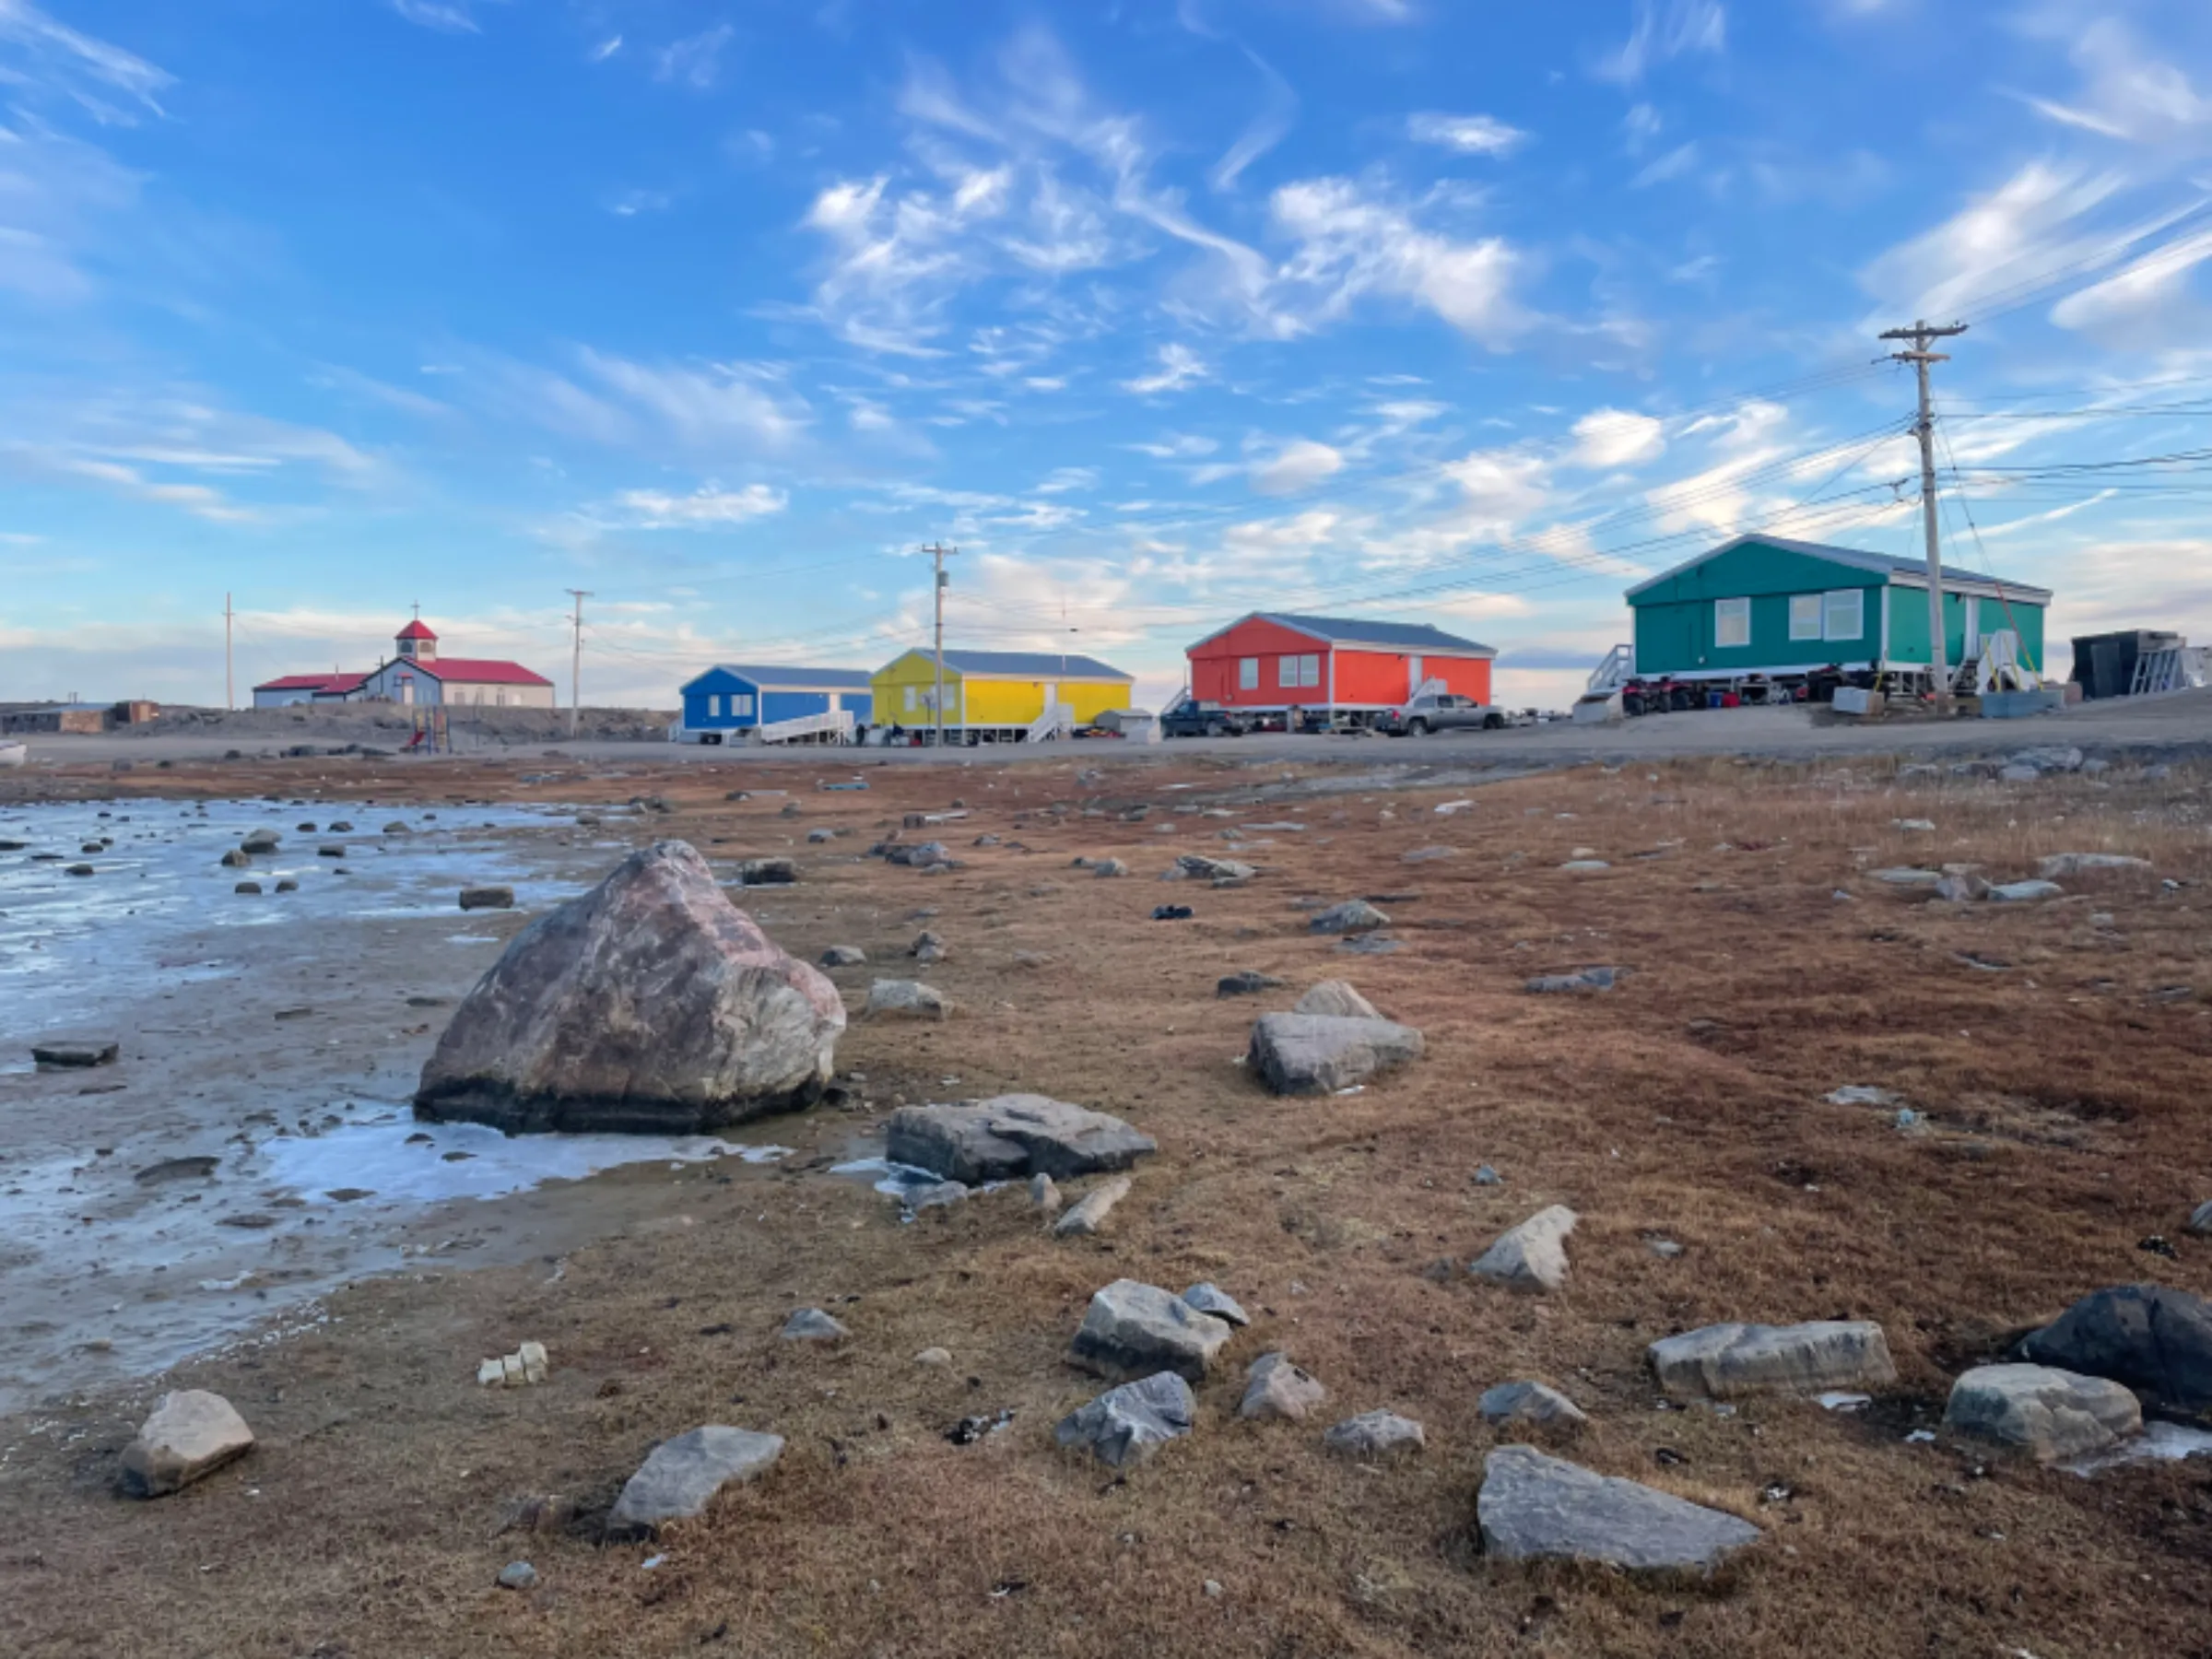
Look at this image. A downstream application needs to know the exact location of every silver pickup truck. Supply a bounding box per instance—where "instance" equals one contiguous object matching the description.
[1377,691,1506,735]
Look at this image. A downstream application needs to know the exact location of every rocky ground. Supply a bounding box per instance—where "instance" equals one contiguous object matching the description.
[2,745,2209,1658]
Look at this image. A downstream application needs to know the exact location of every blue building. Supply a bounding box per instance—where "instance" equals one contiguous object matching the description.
[675,665,877,745]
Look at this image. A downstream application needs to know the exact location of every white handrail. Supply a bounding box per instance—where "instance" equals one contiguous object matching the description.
[755,709,855,746]
[1586,644,1633,693]
[1025,700,1075,743]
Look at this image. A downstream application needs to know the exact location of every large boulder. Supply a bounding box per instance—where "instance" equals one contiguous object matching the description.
[607,1427,783,1536]
[885,1095,1156,1185]
[2019,1284,2212,1421]
[1247,1013,1423,1095]
[1309,900,1389,935]
[414,841,844,1135]
[1068,1279,1234,1382]
[1944,1364,2141,1462]
[1649,1321,1897,1399]
[1054,1372,1195,1468]
[121,1391,254,1498]
[1477,1446,1760,1577]
[1469,1206,1578,1294]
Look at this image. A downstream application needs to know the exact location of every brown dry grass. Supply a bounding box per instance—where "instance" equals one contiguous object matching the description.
[4,751,2211,1659]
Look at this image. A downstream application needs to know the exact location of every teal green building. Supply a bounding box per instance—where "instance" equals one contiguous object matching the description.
[1626,535,2051,684]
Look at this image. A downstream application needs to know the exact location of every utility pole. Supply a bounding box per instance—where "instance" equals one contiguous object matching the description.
[565,589,592,739]
[224,593,234,711]
[1880,319,1968,711]
[924,542,957,748]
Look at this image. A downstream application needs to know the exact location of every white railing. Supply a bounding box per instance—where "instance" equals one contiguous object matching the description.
[1408,677,1448,701]
[754,709,854,746]
[1026,701,1075,743]
[1587,644,1634,693]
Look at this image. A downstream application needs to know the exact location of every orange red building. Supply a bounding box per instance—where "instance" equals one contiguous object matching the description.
[1183,612,1496,718]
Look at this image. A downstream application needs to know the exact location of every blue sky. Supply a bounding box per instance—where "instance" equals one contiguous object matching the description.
[6,0,2212,711]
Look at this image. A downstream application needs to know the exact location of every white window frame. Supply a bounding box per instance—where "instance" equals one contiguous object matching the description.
[733,694,755,717]
[1714,597,1750,649]
[1822,588,1864,641]
[1300,654,1321,688]
[708,694,722,717]
[1789,594,1822,641]
[903,686,916,712]
[1238,657,1259,690]
[1277,655,1299,688]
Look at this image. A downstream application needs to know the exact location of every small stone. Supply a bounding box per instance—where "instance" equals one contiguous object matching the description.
[1524,967,1617,994]
[1053,1175,1133,1238]
[1479,1381,1588,1433]
[808,828,835,843]
[865,979,952,1020]
[1030,1172,1063,1214]
[1999,764,2040,782]
[735,857,797,887]
[497,1561,538,1591]
[1309,900,1388,934]
[234,880,263,895]
[1559,860,1610,873]
[819,946,866,968]
[607,1427,784,1535]
[1182,1283,1250,1327]
[120,1390,254,1498]
[914,1347,953,1367]
[2188,1199,2212,1237]
[1217,970,1286,997]
[1239,1352,1326,1421]
[1092,858,1128,878]
[1989,879,2064,902]
[1469,1206,1578,1294]
[1473,1164,1502,1186]
[1825,1085,1900,1107]
[1053,1371,1196,1468]
[1944,1363,2142,1462]
[1293,981,1381,1019]
[1324,1410,1425,1458]
[782,1308,850,1342]
[1068,1279,1233,1382]
[458,886,516,911]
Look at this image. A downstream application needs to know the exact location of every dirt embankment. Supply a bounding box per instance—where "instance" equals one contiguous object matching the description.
[129,703,678,748]
[2,751,2209,1659]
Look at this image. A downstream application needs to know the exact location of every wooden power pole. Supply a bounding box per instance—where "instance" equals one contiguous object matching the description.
[924,542,957,748]
[1880,319,1968,710]
[565,589,592,739]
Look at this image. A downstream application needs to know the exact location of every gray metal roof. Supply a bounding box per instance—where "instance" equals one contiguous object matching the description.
[1188,612,1496,654]
[907,649,1131,679]
[682,664,876,692]
[1625,534,2053,604]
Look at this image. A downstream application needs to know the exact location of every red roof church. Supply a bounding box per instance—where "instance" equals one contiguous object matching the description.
[252,619,555,711]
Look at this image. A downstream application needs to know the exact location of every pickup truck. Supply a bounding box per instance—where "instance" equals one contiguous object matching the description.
[1159,698,1253,738]
[1376,691,1506,735]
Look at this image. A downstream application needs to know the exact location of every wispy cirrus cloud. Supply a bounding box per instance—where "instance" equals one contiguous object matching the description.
[1121,343,1208,394]
[1406,112,1527,157]
[1593,0,1726,86]
[390,0,483,36]
[610,483,788,528]
[656,25,735,89]
[0,0,171,122]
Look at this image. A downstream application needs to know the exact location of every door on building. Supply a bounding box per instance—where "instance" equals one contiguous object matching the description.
[1406,656,1424,697]
[1042,681,1058,713]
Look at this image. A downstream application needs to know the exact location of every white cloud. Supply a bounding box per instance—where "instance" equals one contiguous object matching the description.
[612,484,787,528]
[1251,439,1345,495]
[1571,408,1665,469]
[2019,19,2212,151]
[1209,49,1298,191]
[656,25,733,89]
[589,34,622,63]
[1222,509,1342,558]
[1594,0,1726,85]
[2050,228,2212,347]
[1858,161,2132,322]
[1441,448,1549,526]
[578,350,809,449]
[1631,141,1700,188]
[0,1,172,122]
[1124,431,1218,458]
[1406,112,1527,157]
[1271,177,1525,346]
[390,1,481,35]
[1121,343,1209,394]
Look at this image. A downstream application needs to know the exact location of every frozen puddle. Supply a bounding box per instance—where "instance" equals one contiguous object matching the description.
[830,1156,950,1202]
[253,1115,788,1206]
[2066,1421,2212,1477]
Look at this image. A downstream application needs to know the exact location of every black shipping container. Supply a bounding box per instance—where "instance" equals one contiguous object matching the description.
[2070,629,2182,700]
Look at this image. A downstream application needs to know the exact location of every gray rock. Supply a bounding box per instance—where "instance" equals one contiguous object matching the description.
[1336,935,1401,956]
[1998,764,2041,782]
[1324,1409,1425,1458]
[886,1094,1155,1184]
[1945,1363,2142,1461]
[864,979,952,1020]
[1872,867,1944,887]
[1172,853,1256,882]
[1402,846,1456,863]
[885,841,950,868]
[457,885,515,911]
[1989,878,2064,902]
[2011,745,2083,772]
[2188,1199,2212,1237]
[1309,899,1389,934]
[1933,873,1988,902]
[219,849,249,868]
[1217,970,1286,997]
[1182,1283,1250,1327]
[1559,859,1610,873]
[497,1561,538,1591]
[807,828,835,843]
[1246,1012,1423,1095]
[819,946,866,968]
[1053,1371,1195,1468]
[1479,1381,1589,1432]
[1092,858,1128,878]
[1293,980,1381,1020]
[120,1390,254,1498]
[415,843,844,1135]
[1239,1352,1326,1421]
[1649,1321,1898,1399]
[1030,1172,1063,1214]
[234,880,263,896]
[31,1037,118,1068]
[1825,1085,1900,1107]
[908,1180,969,1212]
[2019,1284,2212,1421]
[1524,967,1618,994]
[734,857,797,886]
[1053,1175,1133,1238]
[1068,1279,1234,1382]
[607,1426,784,1535]
[1477,1445,1760,1576]
[2038,853,2151,879]
[781,1307,850,1341]
[1469,1206,1578,1294]
[240,832,280,854]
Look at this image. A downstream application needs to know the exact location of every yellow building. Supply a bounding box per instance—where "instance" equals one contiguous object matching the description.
[870,648,1135,741]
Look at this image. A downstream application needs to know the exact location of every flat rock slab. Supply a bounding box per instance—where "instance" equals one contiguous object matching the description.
[865,979,952,1020]
[1247,1012,1423,1096]
[1470,1206,1578,1294]
[1217,971,1286,997]
[2038,853,2151,878]
[1525,968,1617,994]
[32,1038,118,1068]
[1293,980,1381,1020]
[1649,1320,1897,1399]
[1872,867,1944,887]
[1479,1381,1589,1432]
[1946,1363,2142,1462]
[1324,1410,1425,1457]
[1053,1175,1133,1238]
[1053,1372,1195,1468]
[886,1095,1156,1185]
[1172,854,1255,882]
[1069,1279,1233,1382]
[1309,900,1389,934]
[1241,1352,1327,1421]
[415,841,844,1135]
[1477,1445,1760,1577]
[2020,1284,2212,1421]
[608,1427,784,1535]
[122,1391,254,1498]
[1989,879,2064,902]
[1182,1283,1249,1327]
